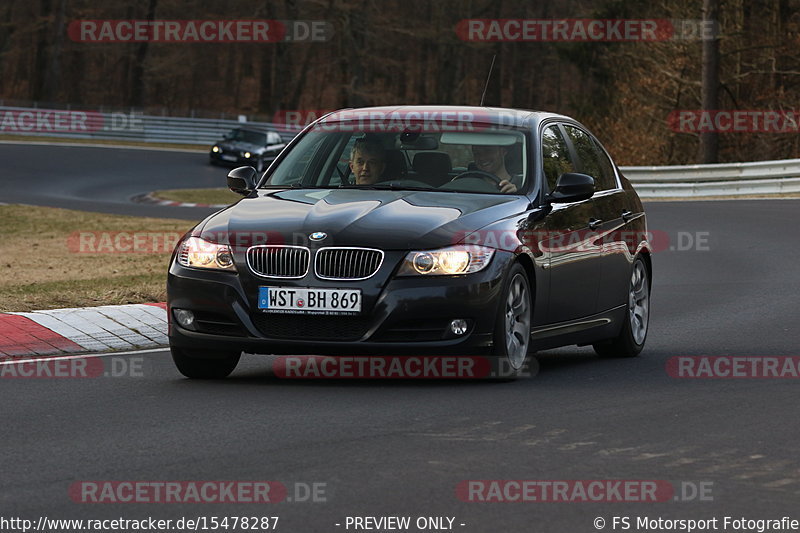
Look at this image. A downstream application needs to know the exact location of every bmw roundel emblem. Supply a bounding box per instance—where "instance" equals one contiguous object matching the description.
[309,232,327,241]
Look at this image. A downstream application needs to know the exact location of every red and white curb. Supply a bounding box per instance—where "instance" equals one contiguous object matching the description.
[0,303,168,358]
[133,192,228,209]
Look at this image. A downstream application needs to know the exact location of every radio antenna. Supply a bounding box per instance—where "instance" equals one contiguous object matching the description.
[479,55,497,107]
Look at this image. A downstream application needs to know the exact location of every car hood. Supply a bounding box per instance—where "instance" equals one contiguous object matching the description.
[216,140,264,152]
[200,188,526,250]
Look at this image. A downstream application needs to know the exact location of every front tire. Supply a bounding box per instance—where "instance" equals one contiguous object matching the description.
[171,347,241,379]
[492,263,533,378]
[593,256,650,358]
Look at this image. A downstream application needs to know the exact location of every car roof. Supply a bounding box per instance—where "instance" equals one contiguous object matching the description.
[318,105,575,130]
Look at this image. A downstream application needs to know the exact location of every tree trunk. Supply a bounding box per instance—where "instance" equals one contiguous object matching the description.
[130,0,158,108]
[41,0,66,102]
[699,0,720,163]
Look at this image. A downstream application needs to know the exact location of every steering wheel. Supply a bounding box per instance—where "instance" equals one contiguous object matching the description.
[451,170,502,185]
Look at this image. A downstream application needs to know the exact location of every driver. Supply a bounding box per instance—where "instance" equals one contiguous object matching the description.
[471,145,518,193]
[349,138,386,185]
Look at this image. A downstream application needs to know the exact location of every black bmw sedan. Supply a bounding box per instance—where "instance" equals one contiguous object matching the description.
[169,106,652,378]
[209,127,285,172]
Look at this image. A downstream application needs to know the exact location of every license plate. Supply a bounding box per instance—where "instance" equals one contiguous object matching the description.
[258,287,361,314]
[220,154,237,161]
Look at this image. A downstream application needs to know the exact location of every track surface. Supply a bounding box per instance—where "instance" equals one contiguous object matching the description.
[1,143,799,532]
[0,143,219,218]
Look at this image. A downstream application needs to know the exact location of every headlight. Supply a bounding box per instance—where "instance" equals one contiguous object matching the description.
[177,237,236,271]
[211,146,220,153]
[397,246,494,276]
[244,151,252,158]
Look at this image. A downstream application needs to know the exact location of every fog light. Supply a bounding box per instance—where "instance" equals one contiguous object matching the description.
[174,309,195,330]
[450,319,468,335]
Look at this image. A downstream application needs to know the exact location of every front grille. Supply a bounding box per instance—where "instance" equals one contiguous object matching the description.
[252,313,372,341]
[315,247,384,280]
[247,245,310,278]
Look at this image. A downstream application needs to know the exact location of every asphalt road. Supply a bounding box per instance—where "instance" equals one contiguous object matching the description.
[0,142,220,219]
[1,143,799,532]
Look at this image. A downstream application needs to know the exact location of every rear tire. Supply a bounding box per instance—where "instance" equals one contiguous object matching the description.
[492,263,533,378]
[171,347,241,379]
[593,256,650,358]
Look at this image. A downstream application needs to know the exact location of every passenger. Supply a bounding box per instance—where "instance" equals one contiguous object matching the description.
[349,138,386,185]
[471,145,518,193]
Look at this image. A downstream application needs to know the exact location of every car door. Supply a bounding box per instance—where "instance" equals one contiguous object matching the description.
[539,123,602,323]
[562,124,636,313]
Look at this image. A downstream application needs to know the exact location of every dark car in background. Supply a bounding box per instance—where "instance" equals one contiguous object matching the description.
[171,106,652,379]
[209,127,285,172]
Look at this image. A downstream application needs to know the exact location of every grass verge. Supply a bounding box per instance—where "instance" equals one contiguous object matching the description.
[152,188,241,205]
[0,204,195,312]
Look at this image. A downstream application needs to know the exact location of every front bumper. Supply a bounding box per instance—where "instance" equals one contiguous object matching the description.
[167,250,512,356]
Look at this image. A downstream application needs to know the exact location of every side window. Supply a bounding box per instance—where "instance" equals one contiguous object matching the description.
[563,125,616,191]
[267,133,327,186]
[541,125,574,191]
[591,138,618,190]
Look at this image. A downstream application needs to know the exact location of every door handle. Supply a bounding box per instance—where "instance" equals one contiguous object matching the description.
[621,210,633,222]
[588,218,603,230]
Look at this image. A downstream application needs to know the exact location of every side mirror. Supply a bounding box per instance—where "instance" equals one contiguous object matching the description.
[549,173,595,203]
[227,166,258,196]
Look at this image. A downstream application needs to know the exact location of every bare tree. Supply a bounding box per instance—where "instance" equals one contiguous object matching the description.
[700,0,720,163]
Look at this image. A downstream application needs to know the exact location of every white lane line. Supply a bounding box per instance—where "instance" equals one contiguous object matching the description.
[0,140,205,153]
[0,347,169,365]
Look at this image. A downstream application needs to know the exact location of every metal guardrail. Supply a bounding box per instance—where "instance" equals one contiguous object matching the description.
[0,105,299,145]
[620,159,800,197]
[1,105,798,198]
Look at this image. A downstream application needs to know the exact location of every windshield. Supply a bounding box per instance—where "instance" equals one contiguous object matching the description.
[262,123,528,194]
[228,129,268,145]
